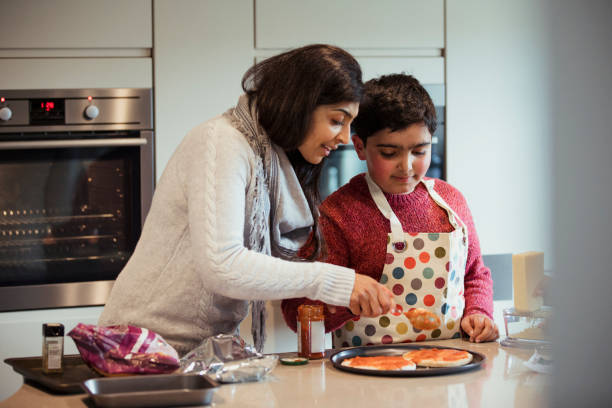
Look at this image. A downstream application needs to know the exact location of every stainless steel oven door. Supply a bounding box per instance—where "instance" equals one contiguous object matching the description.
[0,132,154,311]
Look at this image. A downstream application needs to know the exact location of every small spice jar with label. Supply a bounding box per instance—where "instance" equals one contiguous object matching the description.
[42,323,64,374]
[297,304,325,359]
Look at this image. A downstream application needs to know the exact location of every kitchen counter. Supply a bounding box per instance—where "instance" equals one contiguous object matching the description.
[0,339,549,407]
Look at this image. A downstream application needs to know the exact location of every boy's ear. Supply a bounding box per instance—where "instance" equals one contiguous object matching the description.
[351,134,367,160]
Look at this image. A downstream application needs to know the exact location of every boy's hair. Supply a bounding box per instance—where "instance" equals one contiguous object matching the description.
[352,74,437,144]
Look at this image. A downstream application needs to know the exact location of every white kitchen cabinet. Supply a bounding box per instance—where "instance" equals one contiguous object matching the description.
[256,54,444,85]
[153,0,254,180]
[0,0,151,49]
[357,56,444,84]
[255,0,444,49]
[0,58,152,90]
[445,0,553,260]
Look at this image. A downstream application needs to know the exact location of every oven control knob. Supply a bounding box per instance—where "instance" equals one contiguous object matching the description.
[84,105,99,120]
[0,106,12,121]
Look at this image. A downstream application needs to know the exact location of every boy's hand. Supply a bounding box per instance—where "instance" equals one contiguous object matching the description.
[461,314,499,343]
[349,274,395,317]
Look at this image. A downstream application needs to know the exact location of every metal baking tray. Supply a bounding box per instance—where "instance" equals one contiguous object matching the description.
[81,373,219,407]
[330,344,486,377]
[4,354,99,393]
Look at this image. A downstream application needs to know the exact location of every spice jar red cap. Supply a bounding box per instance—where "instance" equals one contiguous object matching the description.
[297,304,324,316]
[43,323,64,337]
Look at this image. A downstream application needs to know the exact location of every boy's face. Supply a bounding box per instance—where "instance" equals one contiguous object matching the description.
[352,123,432,194]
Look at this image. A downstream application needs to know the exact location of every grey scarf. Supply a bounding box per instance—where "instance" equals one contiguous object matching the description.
[225,94,280,352]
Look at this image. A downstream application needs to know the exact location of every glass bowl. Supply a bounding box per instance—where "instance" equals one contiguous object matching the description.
[501,306,552,348]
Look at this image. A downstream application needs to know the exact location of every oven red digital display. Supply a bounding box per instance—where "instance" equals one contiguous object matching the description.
[30,98,65,125]
[41,101,55,112]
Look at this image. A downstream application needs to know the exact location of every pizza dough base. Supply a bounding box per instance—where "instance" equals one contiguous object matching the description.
[402,349,473,367]
[341,356,416,371]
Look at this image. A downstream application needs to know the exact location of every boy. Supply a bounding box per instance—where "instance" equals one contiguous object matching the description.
[282,74,498,345]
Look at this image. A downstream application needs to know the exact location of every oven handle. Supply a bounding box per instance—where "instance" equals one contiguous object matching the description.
[0,138,148,150]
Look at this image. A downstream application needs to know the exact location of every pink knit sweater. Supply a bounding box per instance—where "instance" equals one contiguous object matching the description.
[281,174,494,333]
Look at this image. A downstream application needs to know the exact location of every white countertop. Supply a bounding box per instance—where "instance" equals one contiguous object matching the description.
[0,338,549,408]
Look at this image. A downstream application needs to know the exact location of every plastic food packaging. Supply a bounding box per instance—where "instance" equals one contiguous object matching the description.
[67,323,180,376]
[179,334,278,383]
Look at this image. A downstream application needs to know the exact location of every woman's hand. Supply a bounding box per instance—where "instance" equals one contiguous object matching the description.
[461,314,499,343]
[346,274,395,317]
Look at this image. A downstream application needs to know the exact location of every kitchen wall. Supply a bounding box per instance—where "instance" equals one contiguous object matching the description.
[446,0,554,262]
[153,0,445,181]
[153,0,448,354]
[153,0,554,267]
[0,0,154,400]
[0,0,569,400]
[153,0,254,181]
[153,0,554,348]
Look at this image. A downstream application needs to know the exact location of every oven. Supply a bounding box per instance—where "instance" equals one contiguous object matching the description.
[0,88,154,311]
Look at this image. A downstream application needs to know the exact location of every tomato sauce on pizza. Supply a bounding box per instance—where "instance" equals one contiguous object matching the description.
[402,348,473,367]
[341,355,416,371]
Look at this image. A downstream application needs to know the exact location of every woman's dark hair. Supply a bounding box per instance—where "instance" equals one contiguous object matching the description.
[352,74,437,145]
[242,44,363,261]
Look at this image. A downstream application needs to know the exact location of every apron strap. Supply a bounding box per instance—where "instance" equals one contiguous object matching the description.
[365,173,405,244]
[421,179,469,246]
[365,174,469,247]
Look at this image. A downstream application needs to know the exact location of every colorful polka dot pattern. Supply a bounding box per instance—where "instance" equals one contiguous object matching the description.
[334,229,467,347]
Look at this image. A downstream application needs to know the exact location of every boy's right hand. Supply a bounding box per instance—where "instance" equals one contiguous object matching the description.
[348,274,395,317]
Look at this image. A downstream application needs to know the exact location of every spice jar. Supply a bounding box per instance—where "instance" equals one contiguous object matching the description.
[297,304,325,359]
[42,323,64,374]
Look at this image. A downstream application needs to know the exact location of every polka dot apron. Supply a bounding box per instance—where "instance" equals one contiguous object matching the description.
[333,174,469,347]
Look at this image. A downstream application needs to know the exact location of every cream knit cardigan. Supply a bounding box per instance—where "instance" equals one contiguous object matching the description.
[99,111,356,355]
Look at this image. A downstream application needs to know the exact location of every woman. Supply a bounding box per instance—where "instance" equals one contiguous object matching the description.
[99,44,394,355]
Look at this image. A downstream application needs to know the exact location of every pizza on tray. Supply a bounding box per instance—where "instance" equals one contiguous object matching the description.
[340,348,473,371]
[341,355,416,371]
[402,348,473,368]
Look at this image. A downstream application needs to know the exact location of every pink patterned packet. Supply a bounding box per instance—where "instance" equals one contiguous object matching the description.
[68,323,180,376]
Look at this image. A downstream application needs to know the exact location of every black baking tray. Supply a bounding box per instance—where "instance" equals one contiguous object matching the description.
[4,354,100,393]
[330,344,486,377]
[82,373,219,408]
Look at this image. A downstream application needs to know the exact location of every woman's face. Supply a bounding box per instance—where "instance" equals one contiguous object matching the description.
[352,123,432,194]
[298,101,359,164]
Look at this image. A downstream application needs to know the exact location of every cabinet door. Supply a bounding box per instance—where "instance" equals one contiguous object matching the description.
[153,0,254,180]
[0,58,152,89]
[0,0,151,49]
[255,0,443,49]
[358,56,444,84]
